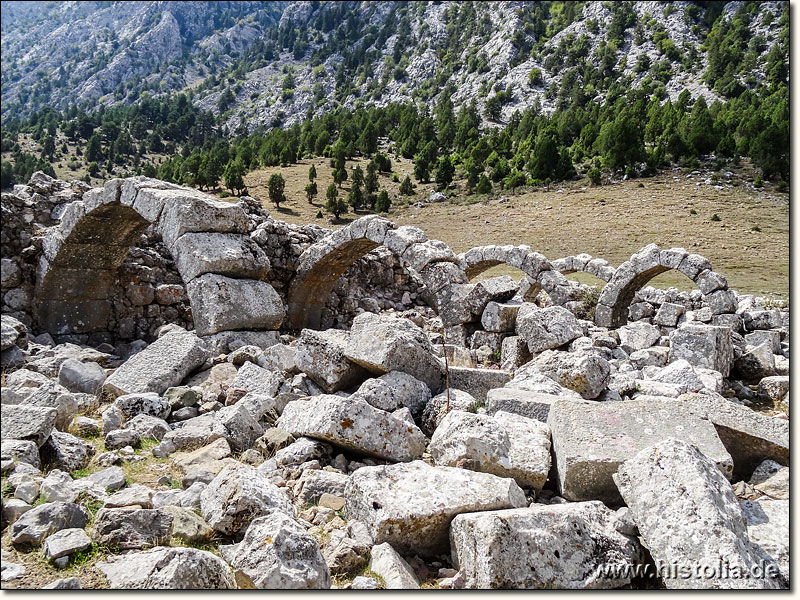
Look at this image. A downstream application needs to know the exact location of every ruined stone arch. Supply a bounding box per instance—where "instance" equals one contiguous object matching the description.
[594,243,738,328]
[551,253,616,283]
[287,215,461,330]
[457,245,579,306]
[35,177,284,338]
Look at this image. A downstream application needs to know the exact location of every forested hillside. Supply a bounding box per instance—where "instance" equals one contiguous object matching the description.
[1,1,789,207]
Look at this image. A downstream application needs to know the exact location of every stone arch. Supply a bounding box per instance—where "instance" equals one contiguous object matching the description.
[551,253,616,283]
[35,177,284,338]
[457,245,579,306]
[287,215,461,330]
[594,243,737,328]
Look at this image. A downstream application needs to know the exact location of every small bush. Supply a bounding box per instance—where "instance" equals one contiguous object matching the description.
[751,225,761,231]
[588,168,601,186]
[711,213,721,222]
[315,209,323,218]
[689,208,697,215]
[754,176,763,188]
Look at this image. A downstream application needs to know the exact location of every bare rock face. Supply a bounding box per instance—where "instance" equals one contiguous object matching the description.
[186,274,285,336]
[739,499,789,581]
[199,463,295,536]
[231,513,331,589]
[92,508,173,550]
[277,395,427,462]
[10,502,90,546]
[344,460,526,557]
[548,398,733,504]
[1,404,57,447]
[450,502,644,589]
[669,324,733,377]
[614,438,787,589]
[350,371,431,415]
[429,410,551,492]
[529,349,610,399]
[516,304,583,353]
[294,328,368,393]
[101,329,210,399]
[345,312,444,393]
[97,547,236,589]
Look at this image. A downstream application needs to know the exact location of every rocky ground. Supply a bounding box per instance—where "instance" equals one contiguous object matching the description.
[0,173,789,590]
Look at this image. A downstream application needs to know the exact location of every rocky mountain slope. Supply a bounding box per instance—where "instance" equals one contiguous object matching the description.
[1,1,787,133]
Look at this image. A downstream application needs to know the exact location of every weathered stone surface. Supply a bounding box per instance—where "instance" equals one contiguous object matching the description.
[648,359,705,393]
[102,329,209,398]
[749,460,788,499]
[481,301,522,333]
[675,392,788,478]
[757,376,789,406]
[486,387,589,422]
[104,484,154,509]
[669,324,733,378]
[114,392,171,421]
[548,398,733,504]
[430,410,551,491]
[1,404,57,447]
[616,322,661,353]
[740,499,789,580]
[1,439,41,469]
[516,304,583,353]
[344,460,526,557]
[19,381,77,431]
[295,329,367,393]
[40,431,95,472]
[350,371,431,415]
[614,439,786,589]
[231,513,331,589]
[87,466,126,491]
[653,302,686,327]
[187,274,285,336]
[446,366,511,402]
[10,502,90,546]
[3,499,32,525]
[43,528,92,560]
[529,349,610,399]
[273,437,331,467]
[126,414,171,441]
[216,403,264,453]
[450,502,644,589]
[97,547,236,589]
[172,232,269,283]
[464,276,519,316]
[200,462,295,535]
[369,543,420,589]
[228,360,283,398]
[159,505,215,544]
[57,358,107,394]
[93,508,172,550]
[296,469,350,506]
[734,342,776,380]
[42,578,82,589]
[278,395,427,462]
[420,388,478,436]
[104,427,140,449]
[345,312,444,393]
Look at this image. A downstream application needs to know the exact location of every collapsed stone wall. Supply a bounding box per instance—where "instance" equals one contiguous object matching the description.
[0,173,428,345]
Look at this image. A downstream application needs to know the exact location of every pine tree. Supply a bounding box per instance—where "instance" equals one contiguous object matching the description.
[375,189,391,213]
[308,164,317,181]
[399,175,414,195]
[434,156,454,190]
[325,182,346,218]
[86,133,103,163]
[224,159,246,195]
[267,172,286,207]
[348,180,364,210]
[475,174,492,194]
[365,160,379,208]
[305,181,318,204]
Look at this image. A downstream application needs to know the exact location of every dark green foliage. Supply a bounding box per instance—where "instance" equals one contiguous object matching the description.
[267,172,286,207]
[375,189,391,212]
[325,182,346,218]
[399,175,414,195]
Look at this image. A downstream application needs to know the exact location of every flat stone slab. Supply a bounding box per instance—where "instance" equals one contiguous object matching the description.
[450,502,644,589]
[614,439,786,589]
[486,387,591,423]
[446,367,511,402]
[344,460,526,557]
[675,392,789,479]
[669,324,733,378]
[547,398,733,504]
[277,395,427,462]
[43,528,92,560]
[102,329,209,399]
[97,546,236,589]
[430,410,551,492]
[171,232,269,283]
[1,404,57,447]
